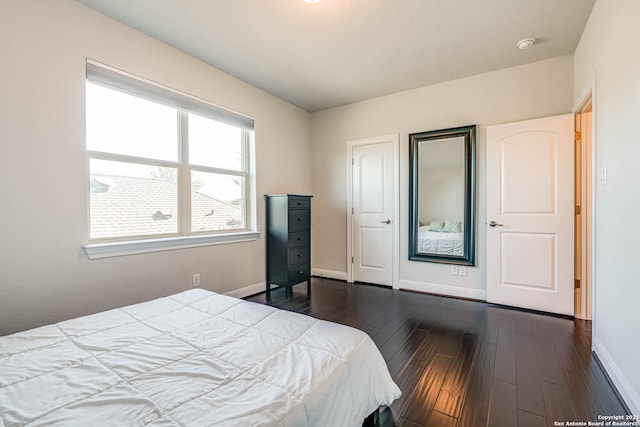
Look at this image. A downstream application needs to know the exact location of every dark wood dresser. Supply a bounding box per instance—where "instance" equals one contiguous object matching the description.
[265,194,312,299]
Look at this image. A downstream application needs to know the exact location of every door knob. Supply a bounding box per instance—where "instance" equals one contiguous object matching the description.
[488,221,504,227]
[380,219,391,224]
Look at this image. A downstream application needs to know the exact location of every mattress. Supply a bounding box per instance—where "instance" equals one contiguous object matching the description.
[0,289,400,426]
[418,229,464,256]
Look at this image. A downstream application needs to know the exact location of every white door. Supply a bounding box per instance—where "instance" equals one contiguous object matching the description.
[350,138,396,286]
[486,114,574,315]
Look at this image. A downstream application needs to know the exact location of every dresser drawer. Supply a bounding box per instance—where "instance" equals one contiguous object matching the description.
[265,194,312,298]
[288,263,310,284]
[288,247,310,265]
[288,209,310,231]
[288,197,311,209]
[289,231,309,248]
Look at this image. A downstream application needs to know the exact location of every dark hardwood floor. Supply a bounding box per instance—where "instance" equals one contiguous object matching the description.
[246,278,629,427]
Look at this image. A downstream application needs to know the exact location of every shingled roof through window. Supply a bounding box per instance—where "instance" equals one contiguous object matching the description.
[90,174,242,239]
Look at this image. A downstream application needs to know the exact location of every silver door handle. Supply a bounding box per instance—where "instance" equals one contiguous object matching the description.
[488,221,504,227]
[380,219,391,224]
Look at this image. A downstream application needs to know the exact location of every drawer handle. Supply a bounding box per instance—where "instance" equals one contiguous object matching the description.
[298,254,302,257]
[297,202,301,205]
[297,218,302,221]
[297,237,302,241]
[298,270,303,274]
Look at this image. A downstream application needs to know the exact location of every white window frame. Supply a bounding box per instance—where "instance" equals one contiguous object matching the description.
[83,60,258,259]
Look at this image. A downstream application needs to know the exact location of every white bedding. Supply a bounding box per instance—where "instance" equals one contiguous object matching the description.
[418,227,464,255]
[0,289,400,427]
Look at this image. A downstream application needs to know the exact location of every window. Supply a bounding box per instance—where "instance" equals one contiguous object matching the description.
[85,61,255,253]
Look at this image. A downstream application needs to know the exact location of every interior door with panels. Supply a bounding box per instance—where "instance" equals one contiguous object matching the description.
[351,140,395,286]
[486,114,574,315]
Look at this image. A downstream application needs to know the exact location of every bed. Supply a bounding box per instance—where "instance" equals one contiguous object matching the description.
[418,226,464,256]
[0,289,400,426]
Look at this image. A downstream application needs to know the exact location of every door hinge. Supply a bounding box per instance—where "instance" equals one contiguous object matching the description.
[351,256,354,264]
[575,279,581,289]
[576,205,581,215]
[352,158,355,165]
[575,130,581,142]
[352,207,354,215]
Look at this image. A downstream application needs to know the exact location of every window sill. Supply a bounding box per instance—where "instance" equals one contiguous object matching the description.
[83,231,260,259]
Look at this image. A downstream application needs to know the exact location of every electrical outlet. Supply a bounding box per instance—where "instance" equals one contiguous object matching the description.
[450,265,458,275]
[192,274,200,287]
[459,266,467,276]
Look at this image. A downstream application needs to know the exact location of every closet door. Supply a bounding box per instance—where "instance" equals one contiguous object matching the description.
[351,140,395,286]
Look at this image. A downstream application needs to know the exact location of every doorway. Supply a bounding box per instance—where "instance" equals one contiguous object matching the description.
[574,92,593,320]
[346,135,399,288]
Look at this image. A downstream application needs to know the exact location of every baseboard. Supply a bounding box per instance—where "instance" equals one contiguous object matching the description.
[224,282,265,299]
[593,337,640,415]
[225,271,348,299]
[312,269,348,281]
[307,273,486,300]
[398,279,487,301]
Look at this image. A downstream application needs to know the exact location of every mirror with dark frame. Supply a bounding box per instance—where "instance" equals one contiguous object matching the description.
[409,125,476,265]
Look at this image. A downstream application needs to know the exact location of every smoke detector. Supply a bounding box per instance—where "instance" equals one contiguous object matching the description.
[516,38,536,50]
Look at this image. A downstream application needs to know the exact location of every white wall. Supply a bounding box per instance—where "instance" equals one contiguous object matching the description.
[310,55,574,299]
[0,0,311,335]
[574,0,640,414]
[418,137,465,225]
[419,167,464,226]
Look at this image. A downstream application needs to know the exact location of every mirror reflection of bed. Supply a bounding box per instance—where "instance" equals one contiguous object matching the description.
[418,136,465,256]
[409,125,475,265]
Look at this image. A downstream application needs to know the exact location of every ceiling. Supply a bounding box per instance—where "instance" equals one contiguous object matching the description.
[75,0,595,112]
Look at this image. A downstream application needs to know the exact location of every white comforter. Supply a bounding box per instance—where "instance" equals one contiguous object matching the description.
[0,289,400,427]
[418,228,464,256]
